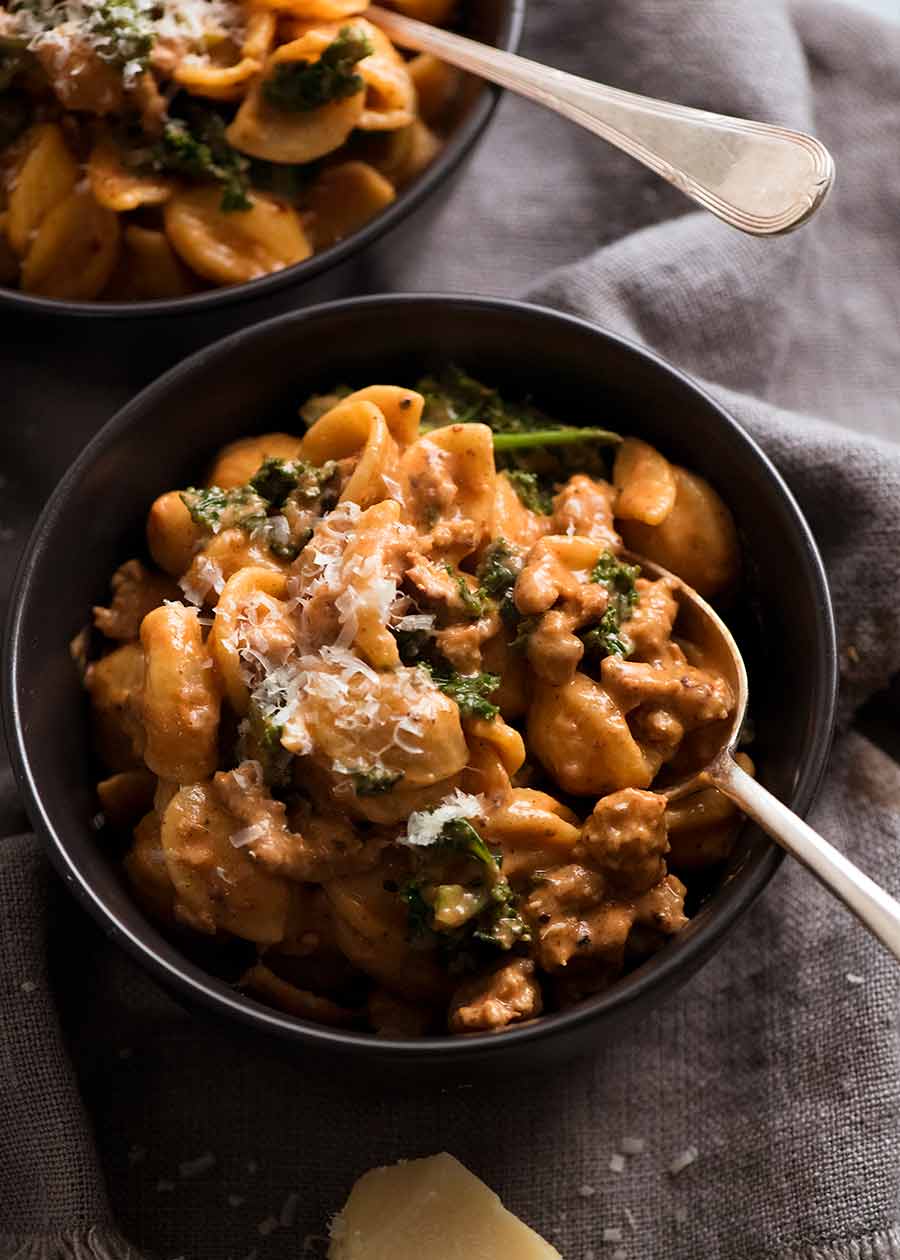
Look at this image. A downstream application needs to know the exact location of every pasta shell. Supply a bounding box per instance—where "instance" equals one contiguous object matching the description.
[164,186,312,284]
[21,189,121,300]
[7,123,78,257]
[307,160,395,249]
[89,134,174,212]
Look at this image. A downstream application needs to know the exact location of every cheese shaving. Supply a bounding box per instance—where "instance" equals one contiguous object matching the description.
[402,790,485,848]
[668,1146,699,1175]
[230,822,266,849]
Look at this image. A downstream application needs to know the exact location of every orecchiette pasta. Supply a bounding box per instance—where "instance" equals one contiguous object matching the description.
[163,186,312,284]
[307,160,395,249]
[0,0,465,299]
[85,367,749,1037]
[141,603,222,781]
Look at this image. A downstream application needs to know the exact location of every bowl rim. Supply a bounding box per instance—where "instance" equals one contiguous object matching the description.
[0,0,526,322]
[4,293,839,1059]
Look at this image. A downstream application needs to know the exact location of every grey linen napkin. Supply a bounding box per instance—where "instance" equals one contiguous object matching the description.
[3,1,900,1257]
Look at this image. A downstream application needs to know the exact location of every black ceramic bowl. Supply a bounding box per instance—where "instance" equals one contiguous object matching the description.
[4,295,837,1073]
[0,1,523,321]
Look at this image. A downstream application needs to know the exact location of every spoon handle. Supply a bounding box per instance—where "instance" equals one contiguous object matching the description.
[369,5,834,236]
[711,755,900,962]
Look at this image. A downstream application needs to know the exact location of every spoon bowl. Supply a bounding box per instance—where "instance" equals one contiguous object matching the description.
[632,552,900,963]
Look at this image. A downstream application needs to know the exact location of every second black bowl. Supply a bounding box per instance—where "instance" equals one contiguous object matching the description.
[0,1,524,320]
[4,294,837,1072]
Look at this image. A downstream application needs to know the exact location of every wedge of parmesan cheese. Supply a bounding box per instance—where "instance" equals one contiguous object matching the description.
[328,1152,561,1259]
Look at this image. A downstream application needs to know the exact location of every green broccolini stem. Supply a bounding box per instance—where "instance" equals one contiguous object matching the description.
[491,427,622,451]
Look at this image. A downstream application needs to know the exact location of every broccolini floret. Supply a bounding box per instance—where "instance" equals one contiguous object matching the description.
[249,456,338,508]
[581,552,641,660]
[503,469,554,515]
[180,484,268,533]
[351,766,404,796]
[153,114,251,213]
[423,664,500,722]
[263,27,372,113]
[398,817,531,965]
[416,365,621,482]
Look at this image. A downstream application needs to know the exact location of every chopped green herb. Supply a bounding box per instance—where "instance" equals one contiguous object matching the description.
[476,537,524,624]
[444,563,488,618]
[400,882,434,940]
[582,552,641,660]
[351,766,404,796]
[438,816,499,870]
[591,552,640,610]
[249,457,338,508]
[263,26,372,113]
[424,664,500,721]
[153,114,251,213]
[581,615,631,660]
[238,700,292,789]
[509,615,538,650]
[180,485,268,533]
[473,882,532,949]
[476,538,523,599]
[395,626,432,666]
[503,469,554,515]
[398,817,530,963]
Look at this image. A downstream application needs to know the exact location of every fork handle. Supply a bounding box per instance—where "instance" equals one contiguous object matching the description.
[710,754,900,962]
[369,5,834,236]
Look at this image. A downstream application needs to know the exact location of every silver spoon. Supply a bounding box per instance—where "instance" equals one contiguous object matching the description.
[631,554,900,961]
[369,5,835,236]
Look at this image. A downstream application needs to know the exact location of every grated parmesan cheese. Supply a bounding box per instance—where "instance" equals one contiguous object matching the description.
[620,1136,644,1155]
[603,1227,623,1242]
[669,1146,699,1175]
[179,555,224,607]
[230,821,266,849]
[394,613,435,632]
[402,790,485,848]
[7,0,246,89]
[608,1153,625,1174]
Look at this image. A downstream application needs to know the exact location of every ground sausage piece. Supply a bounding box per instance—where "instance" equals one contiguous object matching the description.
[448,958,543,1033]
[85,642,146,771]
[619,577,679,662]
[93,559,179,641]
[601,655,734,726]
[581,788,669,894]
[213,761,379,882]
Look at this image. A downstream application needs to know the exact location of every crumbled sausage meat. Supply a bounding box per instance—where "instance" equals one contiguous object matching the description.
[448,958,542,1032]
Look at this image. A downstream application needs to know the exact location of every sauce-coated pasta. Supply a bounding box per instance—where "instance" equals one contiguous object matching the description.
[83,369,751,1036]
[0,0,458,299]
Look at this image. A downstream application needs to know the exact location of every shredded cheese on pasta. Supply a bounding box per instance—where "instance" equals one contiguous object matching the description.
[403,790,485,848]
